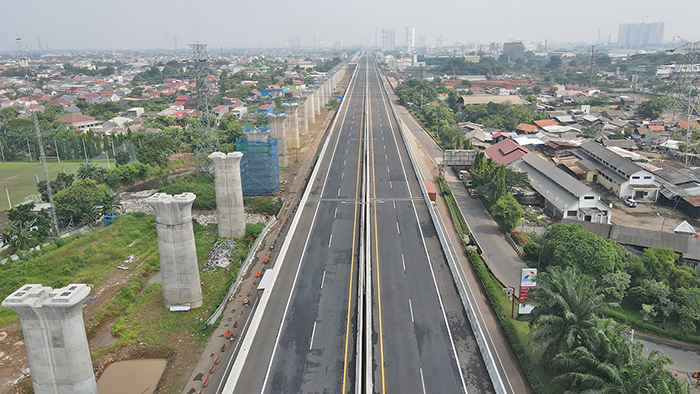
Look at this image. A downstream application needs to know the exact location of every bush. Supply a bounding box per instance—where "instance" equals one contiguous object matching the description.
[160,176,216,210]
[243,196,283,216]
[105,162,154,189]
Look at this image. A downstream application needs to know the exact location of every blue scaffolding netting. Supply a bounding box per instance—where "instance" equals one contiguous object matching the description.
[236,126,279,195]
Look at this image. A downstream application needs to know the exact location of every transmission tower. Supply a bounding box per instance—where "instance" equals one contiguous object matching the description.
[189,43,219,177]
[17,37,60,237]
[664,38,700,166]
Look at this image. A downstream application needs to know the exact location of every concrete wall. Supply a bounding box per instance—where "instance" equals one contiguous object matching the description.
[2,284,97,394]
[146,193,203,308]
[209,152,246,238]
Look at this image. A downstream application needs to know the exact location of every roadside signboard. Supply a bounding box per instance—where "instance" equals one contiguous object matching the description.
[518,268,537,314]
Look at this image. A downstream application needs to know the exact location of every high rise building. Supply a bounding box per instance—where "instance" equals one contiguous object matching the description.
[418,36,426,49]
[382,28,395,51]
[617,22,665,48]
[503,41,526,61]
[406,26,415,53]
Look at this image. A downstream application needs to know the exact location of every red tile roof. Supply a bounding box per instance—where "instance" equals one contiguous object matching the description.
[484,139,529,165]
[534,119,558,128]
[516,123,538,133]
[57,113,95,124]
[679,121,699,130]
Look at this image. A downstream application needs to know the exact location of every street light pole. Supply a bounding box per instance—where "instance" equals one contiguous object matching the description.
[657,212,667,233]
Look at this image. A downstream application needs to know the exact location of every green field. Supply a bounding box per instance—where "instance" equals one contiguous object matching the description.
[0,158,112,211]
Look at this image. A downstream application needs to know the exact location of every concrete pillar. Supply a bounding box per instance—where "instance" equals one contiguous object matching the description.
[314,87,321,116]
[299,97,309,135]
[308,89,317,120]
[2,284,97,394]
[209,152,246,238]
[284,102,300,149]
[269,114,288,167]
[146,192,203,309]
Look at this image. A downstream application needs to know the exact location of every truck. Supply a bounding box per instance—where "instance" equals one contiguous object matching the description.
[424,180,437,208]
[461,171,473,187]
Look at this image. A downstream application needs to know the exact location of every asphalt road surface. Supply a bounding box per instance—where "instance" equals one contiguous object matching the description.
[366,57,494,394]
[228,56,364,394]
[224,54,494,394]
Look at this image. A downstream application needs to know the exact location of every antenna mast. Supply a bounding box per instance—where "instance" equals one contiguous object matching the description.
[18,36,60,237]
[189,43,219,177]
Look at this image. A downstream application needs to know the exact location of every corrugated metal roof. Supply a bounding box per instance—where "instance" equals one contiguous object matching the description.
[516,159,579,212]
[520,152,592,197]
[580,141,646,178]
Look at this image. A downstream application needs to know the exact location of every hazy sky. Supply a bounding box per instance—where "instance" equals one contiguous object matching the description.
[1,0,698,51]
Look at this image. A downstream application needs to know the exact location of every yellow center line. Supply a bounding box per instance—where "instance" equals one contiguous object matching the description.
[370,59,387,394]
[341,68,364,394]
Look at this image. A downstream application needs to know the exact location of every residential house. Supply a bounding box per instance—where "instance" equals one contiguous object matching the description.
[173,95,193,108]
[514,152,611,223]
[258,104,274,115]
[127,107,144,118]
[573,141,660,201]
[516,123,538,134]
[213,105,229,119]
[57,113,102,132]
[484,138,529,166]
[229,105,248,119]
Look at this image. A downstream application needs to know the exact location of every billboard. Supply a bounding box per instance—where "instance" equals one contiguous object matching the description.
[518,268,537,314]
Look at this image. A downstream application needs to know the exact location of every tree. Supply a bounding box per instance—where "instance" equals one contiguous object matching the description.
[548,56,562,70]
[636,96,669,120]
[630,279,675,323]
[115,150,131,166]
[37,172,74,202]
[527,266,615,364]
[53,179,111,224]
[674,287,700,333]
[77,162,107,183]
[136,134,175,168]
[600,271,631,303]
[1,202,50,253]
[489,194,522,232]
[505,168,530,194]
[540,223,626,278]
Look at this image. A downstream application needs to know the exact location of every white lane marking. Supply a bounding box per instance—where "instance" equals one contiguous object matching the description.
[256,58,360,394]
[338,188,341,197]
[396,222,400,234]
[321,270,326,288]
[346,148,348,154]
[385,154,388,160]
[328,234,333,248]
[378,71,470,393]
[344,159,346,166]
[409,299,415,322]
[387,166,390,173]
[401,254,406,270]
[393,200,396,209]
[310,321,317,350]
[341,172,344,180]
[420,368,427,394]
[334,207,338,218]
[390,181,393,189]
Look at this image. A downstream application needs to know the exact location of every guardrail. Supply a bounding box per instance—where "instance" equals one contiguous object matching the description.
[205,215,277,326]
[378,67,508,394]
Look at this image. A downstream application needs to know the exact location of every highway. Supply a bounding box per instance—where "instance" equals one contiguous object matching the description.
[224,54,364,393]
[366,57,494,393]
[222,54,495,394]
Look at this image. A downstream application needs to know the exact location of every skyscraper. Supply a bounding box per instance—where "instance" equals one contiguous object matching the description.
[406,26,415,53]
[382,28,395,51]
[617,22,665,48]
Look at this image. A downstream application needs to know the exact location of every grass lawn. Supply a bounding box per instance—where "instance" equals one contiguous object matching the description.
[0,158,111,211]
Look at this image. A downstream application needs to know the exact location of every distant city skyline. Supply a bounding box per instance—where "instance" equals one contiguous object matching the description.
[0,0,698,51]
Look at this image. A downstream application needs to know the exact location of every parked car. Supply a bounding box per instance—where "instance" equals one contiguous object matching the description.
[624,197,637,207]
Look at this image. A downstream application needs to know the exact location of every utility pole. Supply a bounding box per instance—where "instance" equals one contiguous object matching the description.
[4,185,11,209]
[589,45,595,89]
[54,137,60,163]
[82,138,88,161]
[0,141,4,161]
[26,137,32,162]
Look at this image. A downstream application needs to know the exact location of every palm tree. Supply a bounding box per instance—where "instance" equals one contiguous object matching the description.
[98,193,122,217]
[527,266,616,364]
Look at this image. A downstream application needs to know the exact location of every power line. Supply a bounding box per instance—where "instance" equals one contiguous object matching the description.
[189,43,219,177]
